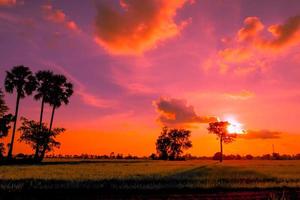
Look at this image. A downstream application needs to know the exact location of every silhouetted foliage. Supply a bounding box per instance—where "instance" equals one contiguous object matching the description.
[0,88,8,116]
[34,70,55,160]
[0,89,13,158]
[156,127,192,160]
[18,117,65,161]
[212,152,222,161]
[37,74,73,160]
[4,66,37,159]
[208,121,236,162]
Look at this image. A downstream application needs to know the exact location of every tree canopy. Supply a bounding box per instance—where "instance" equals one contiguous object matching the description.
[156,127,192,160]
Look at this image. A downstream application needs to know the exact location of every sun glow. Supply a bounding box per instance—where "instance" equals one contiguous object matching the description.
[225,118,245,134]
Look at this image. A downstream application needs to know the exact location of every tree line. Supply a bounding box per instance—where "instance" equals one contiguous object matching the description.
[0,65,73,163]
[155,122,237,162]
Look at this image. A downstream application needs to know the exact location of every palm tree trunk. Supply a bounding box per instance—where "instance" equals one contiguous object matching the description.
[7,93,20,159]
[39,106,56,161]
[49,105,56,132]
[34,97,45,161]
[220,136,223,163]
[39,97,45,129]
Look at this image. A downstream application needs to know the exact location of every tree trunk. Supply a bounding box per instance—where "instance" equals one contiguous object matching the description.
[49,105,55,132]
[7,93,20,160]
[34,98,45,161]
[220,136,223,163]
[39,106,56,161]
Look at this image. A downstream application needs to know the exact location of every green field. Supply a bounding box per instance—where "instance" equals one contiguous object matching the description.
[0,159,300,192]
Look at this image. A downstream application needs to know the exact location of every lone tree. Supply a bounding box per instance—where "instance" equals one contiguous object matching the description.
[18,117,65,161]
[156,127,192,160]
[208,121,236,162]
[4,66,37,159]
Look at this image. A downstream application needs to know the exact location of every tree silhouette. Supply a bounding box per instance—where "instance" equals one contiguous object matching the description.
[34,70,54,160]
[4,66,37,159]
[156,127,192,160]
[0,88,8,117]
[18,117,65,160]
[39,74,73,160]
[208,121,236,162]
[0,89,13,158]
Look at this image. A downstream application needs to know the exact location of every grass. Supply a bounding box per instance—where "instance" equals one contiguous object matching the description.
[0,159,300,192]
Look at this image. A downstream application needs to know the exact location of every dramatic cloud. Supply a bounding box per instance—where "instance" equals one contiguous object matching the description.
[213,15,300,75]
[221,15,300,58]
[42,4,80,32]
[153,97,218,126]
[260,15,300,50]
[0,0,16,7]
[94,0,190,55]
[241,130,282,139]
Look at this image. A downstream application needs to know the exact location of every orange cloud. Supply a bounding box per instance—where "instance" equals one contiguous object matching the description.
[42,4,80,32]
[259,15,300,50]
[240,130,282,139]
[215,15,300,74]
[224,90,255,100]
[0,0,16,7]
[218,47,252,63]
[229,15,300,53]
[153,97,218,126]
[94,0,190,55]
[237,17,264,42]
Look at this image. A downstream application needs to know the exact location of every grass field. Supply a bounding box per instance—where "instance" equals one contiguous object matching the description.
[0,159,300,192]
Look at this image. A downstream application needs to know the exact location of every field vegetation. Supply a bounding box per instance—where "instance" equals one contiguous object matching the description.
[0,159,300,192]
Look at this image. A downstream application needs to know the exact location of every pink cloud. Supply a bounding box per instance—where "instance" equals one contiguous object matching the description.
[42,4,80,33]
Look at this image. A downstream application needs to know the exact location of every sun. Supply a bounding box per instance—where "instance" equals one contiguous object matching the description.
[225,118,245,134]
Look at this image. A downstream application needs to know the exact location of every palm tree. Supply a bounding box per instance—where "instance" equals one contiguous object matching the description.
[39,74,73,160]
[33,70,54,160]
[4,66,37,159]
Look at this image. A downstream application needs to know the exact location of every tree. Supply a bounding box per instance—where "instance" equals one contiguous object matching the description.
[34,70,54,160]
[0,88,8,117]
[39,74,73,160]
[156,127,192,160]
[0,89,13,158]
[208,121,236,162]
[4,66,37,159]
[18,117,65,161]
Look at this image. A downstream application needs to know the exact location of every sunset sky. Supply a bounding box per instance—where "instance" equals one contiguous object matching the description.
[1,0,300,156]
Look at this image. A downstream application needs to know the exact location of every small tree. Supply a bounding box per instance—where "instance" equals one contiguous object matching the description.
[18,117,65,161]
[208,121,236,162]
[156,127,192,160]
[0,89,13,158]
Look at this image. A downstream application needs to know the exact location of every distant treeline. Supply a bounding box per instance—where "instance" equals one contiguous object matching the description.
[11,152,300,160]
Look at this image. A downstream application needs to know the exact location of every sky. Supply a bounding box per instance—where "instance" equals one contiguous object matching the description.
[1,0,300,156]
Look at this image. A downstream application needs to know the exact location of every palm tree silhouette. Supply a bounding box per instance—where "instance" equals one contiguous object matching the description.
[34,70,54,160]
[39,74,73,160]
[4,66,37,159]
